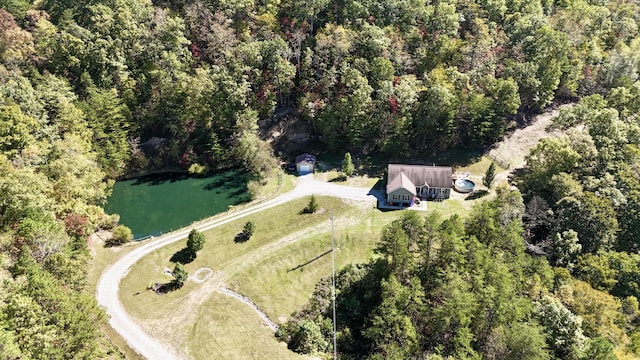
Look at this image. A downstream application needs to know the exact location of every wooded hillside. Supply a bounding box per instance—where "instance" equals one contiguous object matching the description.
[3,0,638,172]
[280,189,640,359]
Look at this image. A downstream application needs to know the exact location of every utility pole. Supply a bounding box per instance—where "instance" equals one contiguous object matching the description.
[331,211,337,360]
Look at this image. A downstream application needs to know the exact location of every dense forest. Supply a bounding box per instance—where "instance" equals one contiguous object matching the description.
[1,0,640,357]
[279,189,640,359]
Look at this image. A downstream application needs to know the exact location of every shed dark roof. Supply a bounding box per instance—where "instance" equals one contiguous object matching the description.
[296,153,316,164]
[388,164,453,189]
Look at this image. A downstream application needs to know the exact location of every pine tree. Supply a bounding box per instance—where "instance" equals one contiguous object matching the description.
[172,263,188,289]
[305,195,319,213]
[187,229,206,255]
[342,152,355,177]
[483,162,497,189]
[243,221,256,239]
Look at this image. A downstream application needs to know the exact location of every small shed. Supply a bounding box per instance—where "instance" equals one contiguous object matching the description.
[295,153,316,174]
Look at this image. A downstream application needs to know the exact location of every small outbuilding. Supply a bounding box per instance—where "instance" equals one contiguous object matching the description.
[295,153,316,175]
[386,164,453,205]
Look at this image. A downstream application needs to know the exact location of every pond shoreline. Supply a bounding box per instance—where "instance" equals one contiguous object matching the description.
[115,168,188,181]
[104,169,251,239]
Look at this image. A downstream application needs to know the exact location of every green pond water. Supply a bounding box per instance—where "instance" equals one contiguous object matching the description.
[104,170,250,239]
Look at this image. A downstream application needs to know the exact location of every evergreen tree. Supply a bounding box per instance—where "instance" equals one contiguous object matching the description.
[305,195,319,214]
[483,162,497,189]
[342,152,355,177]
[186,229,205,255]
[243,221,256,239]
[364,275,422,356]
[172,263,188,289]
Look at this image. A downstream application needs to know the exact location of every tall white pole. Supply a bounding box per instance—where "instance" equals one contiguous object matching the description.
[331,211,337,360]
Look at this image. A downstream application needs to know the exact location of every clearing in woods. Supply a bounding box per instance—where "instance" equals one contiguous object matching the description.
[103,105,567,359]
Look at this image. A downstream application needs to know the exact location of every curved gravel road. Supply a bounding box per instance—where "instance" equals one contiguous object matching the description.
[96,175,378,360]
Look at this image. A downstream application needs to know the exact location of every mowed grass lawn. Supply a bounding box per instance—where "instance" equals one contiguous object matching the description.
[188,292,303,360]
[119,196,400,358]
[227,204,395,322]
[120,197,352,316]
[118,194,472,359]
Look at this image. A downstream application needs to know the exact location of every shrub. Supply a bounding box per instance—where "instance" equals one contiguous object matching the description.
[98,213,120,230]
[188,163,208,175]
[110,225,133,245]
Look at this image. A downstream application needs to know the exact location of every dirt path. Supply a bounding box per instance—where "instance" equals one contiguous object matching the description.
[492,106,568,185]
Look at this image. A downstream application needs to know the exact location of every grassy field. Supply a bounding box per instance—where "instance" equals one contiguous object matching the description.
[93,166,486,359]
[117,197,386,357]
[187,292,306,360]
[312,170,382,189]
[227,204,396,322]
[115,191,473,359]
[453,156,506,179]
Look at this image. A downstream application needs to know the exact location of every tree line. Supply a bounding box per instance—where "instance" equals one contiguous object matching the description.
[2,0,639,176]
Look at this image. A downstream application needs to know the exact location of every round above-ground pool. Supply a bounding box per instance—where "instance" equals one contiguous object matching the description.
[454,178,476,193]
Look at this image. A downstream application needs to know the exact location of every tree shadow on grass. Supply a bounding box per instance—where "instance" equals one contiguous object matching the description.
[170,248,195,264]
[104,238,124,248]
[234,232,250,243]
[329,174,347,182]
[465,189,489,200]
[299,207,317,215]
[150,281,178,294]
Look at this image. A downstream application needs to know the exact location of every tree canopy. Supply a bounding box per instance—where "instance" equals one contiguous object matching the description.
[1,0,640,357]
[3,0,638,173]
[280,185,639,358]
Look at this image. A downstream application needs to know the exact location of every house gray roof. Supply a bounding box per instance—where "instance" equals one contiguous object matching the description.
[387,164,453,189]
[296,153,316,164]
[387,172,417,195]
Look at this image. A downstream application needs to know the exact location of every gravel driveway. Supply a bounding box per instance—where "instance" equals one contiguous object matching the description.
[96,175,377,360]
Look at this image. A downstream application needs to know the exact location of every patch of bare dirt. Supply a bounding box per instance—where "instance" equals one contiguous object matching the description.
[192,267,214,283]
[492,105,571,184]
[87,230,112,257]
[262,114,321,157]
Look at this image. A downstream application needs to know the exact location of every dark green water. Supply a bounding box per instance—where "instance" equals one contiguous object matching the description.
[104,171,250,239]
